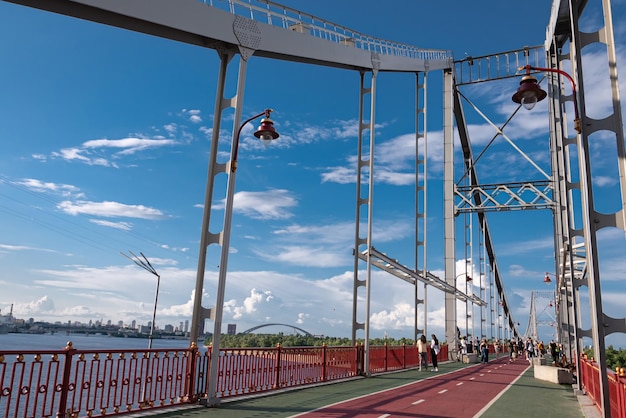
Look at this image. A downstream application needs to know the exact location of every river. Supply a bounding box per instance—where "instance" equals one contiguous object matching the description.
[0,332,207,352]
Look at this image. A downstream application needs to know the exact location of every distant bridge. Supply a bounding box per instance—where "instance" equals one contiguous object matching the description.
[241,323,313,336]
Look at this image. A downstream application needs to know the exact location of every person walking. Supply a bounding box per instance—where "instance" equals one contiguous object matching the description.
[549,340,557,363]
[430,334,440,371]
[417,335,428,371]
[525,338,535,363]
[508,338,517,361]
[493,338,500,359]
[480,338,488,363]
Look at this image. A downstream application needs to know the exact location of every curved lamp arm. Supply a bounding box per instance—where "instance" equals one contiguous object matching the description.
[232,109,276,172]
[520,65,581,134]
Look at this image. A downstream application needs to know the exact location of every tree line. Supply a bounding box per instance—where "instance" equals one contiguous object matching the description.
[205,333,416,348]
[583,345,626,371]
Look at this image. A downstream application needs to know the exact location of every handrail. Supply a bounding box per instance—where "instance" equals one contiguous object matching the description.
[579,355,626,417]
[199,0,453,61]
[0,342,445,417]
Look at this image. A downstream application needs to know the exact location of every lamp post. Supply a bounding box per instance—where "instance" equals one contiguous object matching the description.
[512,64,581,134]
[121,251,160,407]
[121,251,160,349]
[205,109,279,406]
[512,63,613,416]
[543,272,560,342]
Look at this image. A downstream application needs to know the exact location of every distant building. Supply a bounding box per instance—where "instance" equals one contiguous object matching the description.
[164,324,174,333]
[184,320,189,333]
[227,324,236,335]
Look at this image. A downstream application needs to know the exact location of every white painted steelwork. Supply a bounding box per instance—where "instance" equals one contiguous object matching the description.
[4,2,623,416]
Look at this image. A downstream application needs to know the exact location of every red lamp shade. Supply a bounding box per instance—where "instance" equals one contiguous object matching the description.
[254,118,280,143]
[512,75,547,110]
[544,274,552,284]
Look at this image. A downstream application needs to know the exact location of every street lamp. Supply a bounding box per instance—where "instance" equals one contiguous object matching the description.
[121,251,160,349]
[205,109,279,406]
[121,251,160,407]
[231,109,279,172]
[544,271,557,285]
[512,64,581,134]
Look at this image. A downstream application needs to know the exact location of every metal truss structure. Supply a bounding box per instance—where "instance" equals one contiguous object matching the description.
[525,290,557,343]
[5,0,623,416]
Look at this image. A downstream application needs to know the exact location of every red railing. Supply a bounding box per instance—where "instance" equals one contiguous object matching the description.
[0,342,432,417]
[579,355,626,418]
[0,342,200,418]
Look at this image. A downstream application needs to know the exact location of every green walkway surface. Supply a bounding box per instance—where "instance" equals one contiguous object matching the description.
[481,366,585,418]
[141,360,590,418]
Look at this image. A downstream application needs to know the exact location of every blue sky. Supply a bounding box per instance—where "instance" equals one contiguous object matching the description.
[1,0,625,347]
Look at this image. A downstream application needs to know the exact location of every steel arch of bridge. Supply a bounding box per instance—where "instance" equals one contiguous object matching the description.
[241,323,313,336]
[5,1,624,416]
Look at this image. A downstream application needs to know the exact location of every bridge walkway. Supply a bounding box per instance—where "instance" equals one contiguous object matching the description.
[139,357,599,418]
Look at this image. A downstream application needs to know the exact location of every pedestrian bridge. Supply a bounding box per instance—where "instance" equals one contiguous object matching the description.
[1,0,624,417]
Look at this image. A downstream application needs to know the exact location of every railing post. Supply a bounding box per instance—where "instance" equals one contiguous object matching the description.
[617,367,626,417]
[402,344,406,369]
[322,343,327,382]
[184,343,198,403]
[273,343,282,389]
[56,342,76,418]
[384,343,388,372]
[356,343,363,375]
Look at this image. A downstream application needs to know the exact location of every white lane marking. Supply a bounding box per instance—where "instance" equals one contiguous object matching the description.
[480,373,485,376]
[412,399,425,405]
[472,364,531,418]
[378,415,391,418]
[456,382,464,386]
[438,389,448,394]
[470,377,476,380]
[287,365,460,417]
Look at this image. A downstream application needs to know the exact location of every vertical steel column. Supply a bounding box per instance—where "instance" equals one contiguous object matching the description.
[443,68,457,359]
[566,1,610,414]
[463,162,471,339]
[351,56,378,377]
[415,72,427,341]
[362,67,378,375]
[190,50,235,345]
[206,55,249,406]
[479,217,487,339]
[546,42,582,387]
[351,72,367,346]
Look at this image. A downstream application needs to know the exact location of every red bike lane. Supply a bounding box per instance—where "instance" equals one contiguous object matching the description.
[291,357,530,418]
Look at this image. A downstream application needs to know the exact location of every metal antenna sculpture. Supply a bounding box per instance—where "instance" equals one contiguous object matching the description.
[121,251,160,349]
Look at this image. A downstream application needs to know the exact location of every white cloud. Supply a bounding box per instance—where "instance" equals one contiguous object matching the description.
[89,219,133,230]
[370,303,415,329]
[15,178,83,197]
[214,189,297,220]
[12,296,56,315]
[82,137,176,155]
[259,245,348,267]
[58,200,167,220]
